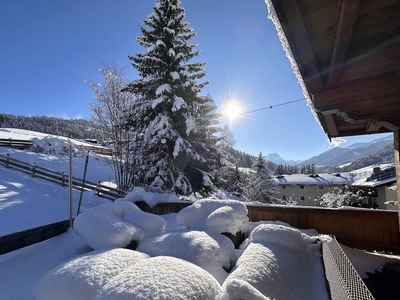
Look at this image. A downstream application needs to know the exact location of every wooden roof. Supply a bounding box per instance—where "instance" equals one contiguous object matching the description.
[269,0,400,139]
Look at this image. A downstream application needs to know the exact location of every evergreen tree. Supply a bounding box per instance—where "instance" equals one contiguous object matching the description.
[123,0,221,195]
[245,152,278,203]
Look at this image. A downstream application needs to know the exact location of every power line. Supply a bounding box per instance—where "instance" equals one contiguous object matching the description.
[240,97,307,115]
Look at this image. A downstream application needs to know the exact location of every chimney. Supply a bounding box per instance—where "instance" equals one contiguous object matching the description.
[373,167,381,175]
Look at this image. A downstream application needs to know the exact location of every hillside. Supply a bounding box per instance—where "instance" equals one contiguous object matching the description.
[0,113,100,140]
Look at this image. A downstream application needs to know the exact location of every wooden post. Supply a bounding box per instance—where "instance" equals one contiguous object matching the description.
[394,131,400,230]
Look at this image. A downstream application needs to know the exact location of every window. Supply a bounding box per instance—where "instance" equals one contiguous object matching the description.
[300,196,305,201]
[283,196,287,200]
[319,185,323,190]
[300,185,304,189]
[282,185,286,189]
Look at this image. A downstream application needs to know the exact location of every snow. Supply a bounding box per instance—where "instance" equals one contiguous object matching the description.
[33,248,149,300]
[222,223,328,300]
[155,83,171,96]
[0,129,397,299]
[96,256,222,300]
[173,136,183,157]
[185,115,196,135]
[170,71,179,80]
[172,95,186,112]
[176,199,248,234]
[137,230,234,284]
[120,186,182,207]
[275,173,350,185]
[74,201,166,249]
[163,27,175,34]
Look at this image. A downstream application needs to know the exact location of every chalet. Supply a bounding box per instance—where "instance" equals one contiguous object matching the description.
[274,173,349,205]
[351,166,397,210]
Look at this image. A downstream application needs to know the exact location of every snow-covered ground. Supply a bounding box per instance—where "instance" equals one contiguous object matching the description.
[1,129,399,299]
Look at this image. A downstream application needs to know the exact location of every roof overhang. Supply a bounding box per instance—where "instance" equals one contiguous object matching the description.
[265,0,400,139]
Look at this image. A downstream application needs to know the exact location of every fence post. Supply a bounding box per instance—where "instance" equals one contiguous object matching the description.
[96,181,101,196]
[61,171,66,186]
[31,163,36,177]
[9,138,12,147]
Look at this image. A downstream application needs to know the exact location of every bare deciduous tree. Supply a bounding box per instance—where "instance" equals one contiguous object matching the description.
[86,64,136,191]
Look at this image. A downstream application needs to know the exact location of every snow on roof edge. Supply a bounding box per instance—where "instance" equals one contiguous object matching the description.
[264,0,323,130]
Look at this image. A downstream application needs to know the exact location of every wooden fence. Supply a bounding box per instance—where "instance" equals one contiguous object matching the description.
[0,153,126,200]
[0,138,113,156]
[136,202,400,253]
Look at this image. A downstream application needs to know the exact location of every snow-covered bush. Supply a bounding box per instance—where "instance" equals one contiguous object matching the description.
[175,199,248,234]
[33,248,149,300]
[117,186,181,207]
[74,201,166,249]
[137,230,235,284]
[31,136,86,157]
[96,256,222,300]
[221,223,328,300]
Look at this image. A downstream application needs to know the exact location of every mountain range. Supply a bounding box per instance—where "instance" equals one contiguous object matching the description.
[266,135,394,172]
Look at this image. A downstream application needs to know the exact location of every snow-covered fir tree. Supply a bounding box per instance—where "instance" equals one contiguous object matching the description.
[123,0,222,195]
[245,152,278,203]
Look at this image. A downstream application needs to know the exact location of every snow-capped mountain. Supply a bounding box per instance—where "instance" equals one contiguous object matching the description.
[300,135,394,171]
[265,153,303,166]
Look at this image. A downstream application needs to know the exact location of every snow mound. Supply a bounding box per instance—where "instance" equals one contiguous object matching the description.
[250,223,311,252]
[118,186,180,207]
[31,136,85,157]
[222,223,328,300]
[136,230,235,284]
[96,256,222,300]
[33,248,149,300]
[74,201,166,249]
[176,199,248,234]
[222,279,273,300]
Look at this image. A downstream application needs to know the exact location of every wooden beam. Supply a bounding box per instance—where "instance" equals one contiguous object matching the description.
[274,0,324,93]
[322,114,339,136]
[394,131,400,230]
[327,0,360,89]
[313,76,400,109]
[366,120,382,133]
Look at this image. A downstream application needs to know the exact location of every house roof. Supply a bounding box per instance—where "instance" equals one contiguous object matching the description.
[266,0,400,139]
[275,174,350,186]
[352,166,397,187]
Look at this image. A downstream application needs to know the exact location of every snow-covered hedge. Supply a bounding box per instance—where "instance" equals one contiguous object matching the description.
[137,230,235,284]
[221,223,328,300]
[176,199,248,234]
[31,136,86,157]
[96,256,222,300]
[74,201,166,249]
[33,248,149,300]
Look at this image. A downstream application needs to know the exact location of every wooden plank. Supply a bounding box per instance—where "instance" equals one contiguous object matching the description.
[313,75,400,108]
[272,0,324,93]
[327,0,360,89]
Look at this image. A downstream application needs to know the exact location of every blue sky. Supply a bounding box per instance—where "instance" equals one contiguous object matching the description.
[0,0,391,160]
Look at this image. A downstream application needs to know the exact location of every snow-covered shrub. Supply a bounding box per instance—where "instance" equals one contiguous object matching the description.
[221,223,328,300]
[117,186,180,207]
[31,136,86,157]
[33,248,149,300]
[175,199,248,234]
[96,256,222,300]
[74,201,166,249]
[137,230,235,284]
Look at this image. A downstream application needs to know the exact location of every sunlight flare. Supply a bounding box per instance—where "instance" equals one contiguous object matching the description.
[224,101,243,121]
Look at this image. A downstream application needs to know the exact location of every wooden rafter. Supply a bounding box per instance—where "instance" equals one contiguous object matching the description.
[327,0,360,89]
[275,0,324,93]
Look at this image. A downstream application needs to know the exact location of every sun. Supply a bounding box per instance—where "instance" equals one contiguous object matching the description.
[224,101,243,121]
